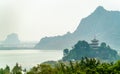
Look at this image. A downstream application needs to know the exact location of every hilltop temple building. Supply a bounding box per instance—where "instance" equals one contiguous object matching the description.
[90,37,99,49]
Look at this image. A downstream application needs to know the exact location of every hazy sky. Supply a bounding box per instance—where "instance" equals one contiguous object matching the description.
[0,0,120,41]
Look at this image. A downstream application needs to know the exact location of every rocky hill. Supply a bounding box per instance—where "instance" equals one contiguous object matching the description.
[3,33,20,44]
[35,6,120,50]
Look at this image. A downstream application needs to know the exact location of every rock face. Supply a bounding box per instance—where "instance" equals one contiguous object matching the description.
[35,6,120,50]
[4,33,20,44]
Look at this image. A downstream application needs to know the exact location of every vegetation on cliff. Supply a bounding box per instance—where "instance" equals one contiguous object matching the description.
[62,40,120,62]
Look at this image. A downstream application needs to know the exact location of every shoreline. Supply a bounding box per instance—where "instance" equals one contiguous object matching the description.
[0,47,62,50]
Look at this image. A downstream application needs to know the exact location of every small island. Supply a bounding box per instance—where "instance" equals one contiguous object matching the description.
[62,38,120,62]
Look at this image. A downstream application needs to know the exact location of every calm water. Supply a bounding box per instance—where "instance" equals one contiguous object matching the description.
[0,49,63,69]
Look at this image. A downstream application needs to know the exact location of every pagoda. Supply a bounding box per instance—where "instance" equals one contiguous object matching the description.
[90,37,99,49]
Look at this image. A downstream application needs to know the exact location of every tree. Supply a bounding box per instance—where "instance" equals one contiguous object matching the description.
[0,68,4,74]
[12,63,22,74]
[63,49,69,56]
[74,40,90,50]
[100,42,106,48]
[4,65,10,74]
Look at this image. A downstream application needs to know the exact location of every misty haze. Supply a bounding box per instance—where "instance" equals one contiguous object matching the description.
[0,0,120,74]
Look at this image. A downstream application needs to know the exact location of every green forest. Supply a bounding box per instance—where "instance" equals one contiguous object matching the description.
[1,57,120,74]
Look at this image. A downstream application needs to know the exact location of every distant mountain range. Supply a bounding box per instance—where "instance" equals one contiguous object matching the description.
[35,6,120,50]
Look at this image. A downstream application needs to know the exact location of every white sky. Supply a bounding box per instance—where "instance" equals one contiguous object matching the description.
[0,0,120,41]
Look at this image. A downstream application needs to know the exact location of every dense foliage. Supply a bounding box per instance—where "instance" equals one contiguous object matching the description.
[2,57,120,74]
[0,63,22,74]
[63,40,120,62]
[26,57,120,74]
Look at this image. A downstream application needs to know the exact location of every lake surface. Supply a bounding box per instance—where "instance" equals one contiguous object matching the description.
[0,49,63,69]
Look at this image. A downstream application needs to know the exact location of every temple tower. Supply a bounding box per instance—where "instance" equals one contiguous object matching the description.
[90,36,99,49]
